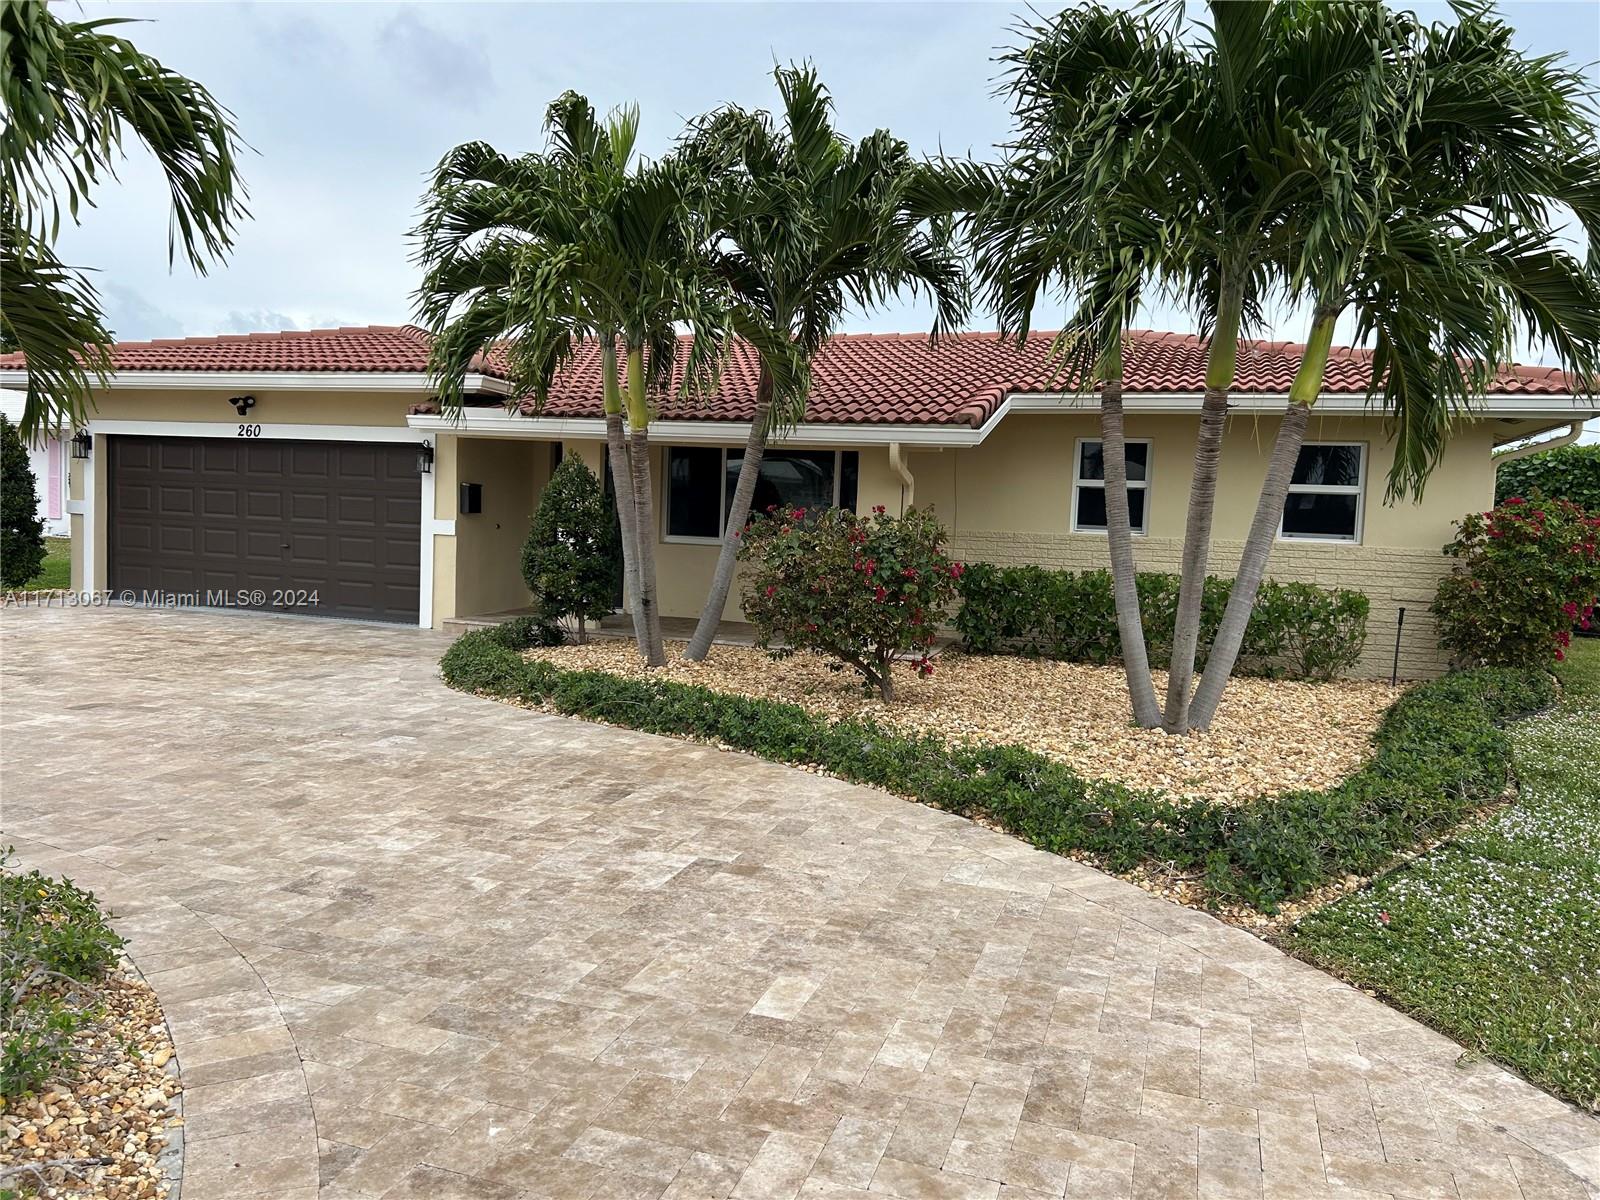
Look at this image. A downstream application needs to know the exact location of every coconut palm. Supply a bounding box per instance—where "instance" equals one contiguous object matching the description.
[1,3,247,438]
[413,92,724,666]
[676,64,967,662]
[1186,7,1600,728]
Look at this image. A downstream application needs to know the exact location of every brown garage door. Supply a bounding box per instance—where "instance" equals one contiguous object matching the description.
[108,436,421,623]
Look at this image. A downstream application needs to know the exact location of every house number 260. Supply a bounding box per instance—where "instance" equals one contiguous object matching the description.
[237,423,263,437]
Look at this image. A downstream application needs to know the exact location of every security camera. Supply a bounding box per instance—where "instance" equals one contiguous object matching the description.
[230,394,256,416]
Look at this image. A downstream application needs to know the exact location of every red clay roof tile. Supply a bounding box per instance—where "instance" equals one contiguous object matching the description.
[0,324,1575,427]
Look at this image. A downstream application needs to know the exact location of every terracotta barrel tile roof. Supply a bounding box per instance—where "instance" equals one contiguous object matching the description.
[0,324,1575,427]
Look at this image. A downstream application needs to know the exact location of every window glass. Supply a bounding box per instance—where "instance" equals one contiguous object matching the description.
[727,449,836,519]
[1077,441,1147,483]
[1291,444,1362,487]
[666,446,722,538]
[1074,486,1146,531]
[1282,492,1359,538]
[839,451,859,513]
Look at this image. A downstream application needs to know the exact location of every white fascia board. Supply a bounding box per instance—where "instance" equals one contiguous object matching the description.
[406,389,1595,449]
[0,370,511,395]
[405,412,982,447]
[1016,391,1593,419]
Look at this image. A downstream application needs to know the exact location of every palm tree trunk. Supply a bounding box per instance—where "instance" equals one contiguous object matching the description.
[1100,379,1163,728]
[1162,286,1243,734]
[1188,311,1336,730]
[685,366,773,662]
[625,346,666,666]
[601,341,647,651]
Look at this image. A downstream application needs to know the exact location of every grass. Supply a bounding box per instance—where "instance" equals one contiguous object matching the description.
[1286,638,1600,1112]
[21,538,69,591]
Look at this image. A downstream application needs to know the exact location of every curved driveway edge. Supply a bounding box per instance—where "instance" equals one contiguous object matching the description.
[5,839,320,1200]
[3,607,1596,1200]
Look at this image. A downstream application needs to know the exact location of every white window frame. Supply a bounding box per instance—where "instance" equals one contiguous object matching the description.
[1278,440,1367,544]
[662,447,850,544]
[1071,437,1152,536]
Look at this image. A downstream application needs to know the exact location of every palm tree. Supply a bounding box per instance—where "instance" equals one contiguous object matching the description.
[413,92,724,666]
[1185,7,1600,728]
[677,64,966,662]
[1,3,247,438]
[952,4,1188,728]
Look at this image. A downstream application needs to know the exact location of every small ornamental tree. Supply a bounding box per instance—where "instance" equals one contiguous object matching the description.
[521,456,620,642]
[1,414,47,589]
[738,504,960,701]
[1433,494,1600,668]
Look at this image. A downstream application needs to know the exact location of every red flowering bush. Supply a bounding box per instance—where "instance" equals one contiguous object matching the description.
[738,504,960,700]
[1432,493,1600,668]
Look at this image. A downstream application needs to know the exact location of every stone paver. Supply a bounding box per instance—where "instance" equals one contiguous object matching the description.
[3,606,1596,1200]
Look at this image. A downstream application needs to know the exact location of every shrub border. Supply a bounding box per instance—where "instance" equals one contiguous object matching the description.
[441,619,1554,912]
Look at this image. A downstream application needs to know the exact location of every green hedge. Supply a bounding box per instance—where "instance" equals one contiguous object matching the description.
[1495,443,1600,512]
[441,621,1552,912]
[953,563,1370,679]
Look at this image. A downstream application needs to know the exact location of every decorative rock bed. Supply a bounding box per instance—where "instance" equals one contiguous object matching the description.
[0,965,182,1200]
[526,639,1401,801]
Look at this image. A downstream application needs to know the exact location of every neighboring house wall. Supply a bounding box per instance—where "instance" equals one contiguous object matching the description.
[0,390,70,538]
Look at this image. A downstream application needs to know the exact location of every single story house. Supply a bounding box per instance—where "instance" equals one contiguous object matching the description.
[1,389,71,539]
[2,325,1588,677]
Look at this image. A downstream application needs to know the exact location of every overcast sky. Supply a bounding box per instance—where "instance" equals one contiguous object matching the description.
[55,1,1600,441]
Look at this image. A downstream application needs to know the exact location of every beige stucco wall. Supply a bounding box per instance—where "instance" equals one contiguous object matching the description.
[612,411,1495,678]
[60,380,1500,676]
[450,437,550,618]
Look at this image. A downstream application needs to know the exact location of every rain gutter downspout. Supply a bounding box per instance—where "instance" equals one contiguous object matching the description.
[889,442,915,514]
[1494,420,1585,465]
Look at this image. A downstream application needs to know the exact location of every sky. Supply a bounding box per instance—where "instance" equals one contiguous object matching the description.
[52,0,1600,442]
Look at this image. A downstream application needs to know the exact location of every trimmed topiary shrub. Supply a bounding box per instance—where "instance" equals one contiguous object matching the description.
[738,505,960,700]
[1495,443,1600,512]
[954,563,1369,680]
[1433,495,1600,668]
[522,456,619,641]
[1,414,46,590]
[441,620,1552,913]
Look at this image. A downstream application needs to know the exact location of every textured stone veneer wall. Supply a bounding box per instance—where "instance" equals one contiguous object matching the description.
[947,530,1452,680]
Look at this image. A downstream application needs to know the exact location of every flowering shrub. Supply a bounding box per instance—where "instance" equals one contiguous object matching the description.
[1433,494,1600,667]
[737,505,959,700]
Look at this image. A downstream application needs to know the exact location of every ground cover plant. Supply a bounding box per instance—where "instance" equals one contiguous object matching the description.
[1,856,124,1099]
[1286,639,1599,1112]
[442,619,1551,913]
[520,638,1394,802]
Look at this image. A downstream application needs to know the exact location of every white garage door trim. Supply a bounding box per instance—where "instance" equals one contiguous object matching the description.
[83,420,441,628]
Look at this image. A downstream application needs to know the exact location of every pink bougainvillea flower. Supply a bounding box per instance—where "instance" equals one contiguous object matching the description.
[1377,911,1391,926]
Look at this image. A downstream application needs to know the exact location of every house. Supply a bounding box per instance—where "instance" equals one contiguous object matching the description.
[1,326,1588,676]
[1,389,71,539]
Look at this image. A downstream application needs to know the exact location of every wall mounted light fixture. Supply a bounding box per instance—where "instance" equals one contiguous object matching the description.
[417,440,434,475]
[229,394,256,417]
[71,430,93,460]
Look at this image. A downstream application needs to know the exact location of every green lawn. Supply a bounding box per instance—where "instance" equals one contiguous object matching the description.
[21,536,70,590]
[1286,638,1600,1111]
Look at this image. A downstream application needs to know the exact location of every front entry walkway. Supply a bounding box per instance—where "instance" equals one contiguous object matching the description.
[2,608,1595,1200]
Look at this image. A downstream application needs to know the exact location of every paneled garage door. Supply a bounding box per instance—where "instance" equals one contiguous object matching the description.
[108,436,421,623]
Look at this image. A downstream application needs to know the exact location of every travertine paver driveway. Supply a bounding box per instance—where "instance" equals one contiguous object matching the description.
[2,607,1597,1200]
